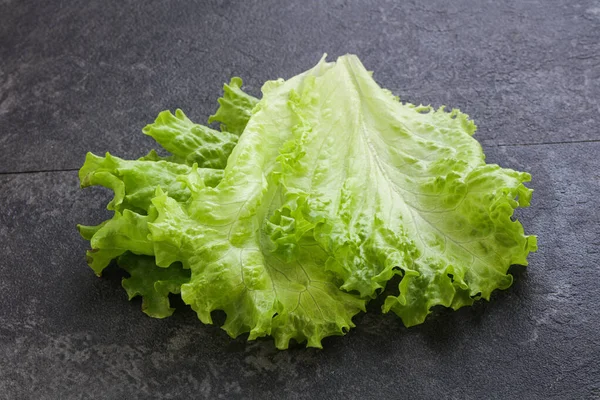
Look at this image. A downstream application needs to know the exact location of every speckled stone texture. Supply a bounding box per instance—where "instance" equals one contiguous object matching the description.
[0,0,599,399]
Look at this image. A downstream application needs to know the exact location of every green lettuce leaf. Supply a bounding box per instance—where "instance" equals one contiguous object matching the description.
[78,80,258,311]
[143,109,239,169]
[78,54,536,348]
[255,56,538,326]
[208,77,260,135]
[77,153,223,275]
[119,252,191,318]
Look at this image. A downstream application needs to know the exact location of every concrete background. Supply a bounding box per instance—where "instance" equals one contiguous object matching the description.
[1,0,599,398]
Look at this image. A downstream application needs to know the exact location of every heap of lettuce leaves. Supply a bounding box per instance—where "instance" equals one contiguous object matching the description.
[78,55,537,349]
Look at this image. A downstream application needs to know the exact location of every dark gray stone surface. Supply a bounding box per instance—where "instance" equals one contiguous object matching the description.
[1,0,599,399]
[1,0,600,172]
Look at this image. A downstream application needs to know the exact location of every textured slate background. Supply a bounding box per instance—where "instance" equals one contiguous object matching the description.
[1,0,599,399]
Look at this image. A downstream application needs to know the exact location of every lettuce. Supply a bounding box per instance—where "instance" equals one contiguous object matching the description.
[78,55,536,349]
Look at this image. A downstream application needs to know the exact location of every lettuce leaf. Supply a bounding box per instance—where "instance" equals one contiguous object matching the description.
[119,252,190,318]
[143,109,239,169]
[78,54,536,348]
[78,85,257,307]
[208,77,259,135]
